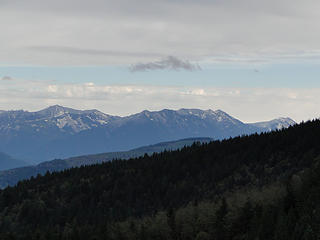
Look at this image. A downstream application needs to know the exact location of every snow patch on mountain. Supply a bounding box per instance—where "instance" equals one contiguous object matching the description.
[0,105,297,162]
[56,115,91,132]
[250,117,296,131]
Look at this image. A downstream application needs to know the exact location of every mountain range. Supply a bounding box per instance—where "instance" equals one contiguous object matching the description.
[0,105,296,163]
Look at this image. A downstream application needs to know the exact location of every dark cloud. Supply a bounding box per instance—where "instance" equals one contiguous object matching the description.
[130,56,201,72]
[1,76,14,81]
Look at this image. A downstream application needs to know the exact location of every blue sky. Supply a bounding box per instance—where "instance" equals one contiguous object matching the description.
[1,62,319,88]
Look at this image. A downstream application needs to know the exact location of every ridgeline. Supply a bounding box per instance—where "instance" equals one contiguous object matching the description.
[1,120,320,239]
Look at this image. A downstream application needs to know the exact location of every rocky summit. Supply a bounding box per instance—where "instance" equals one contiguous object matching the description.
[0,105,295,163]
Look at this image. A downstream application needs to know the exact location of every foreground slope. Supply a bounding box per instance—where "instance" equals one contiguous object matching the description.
[0,137,212,188]
[0,120,319,239]
[0,105,295,162]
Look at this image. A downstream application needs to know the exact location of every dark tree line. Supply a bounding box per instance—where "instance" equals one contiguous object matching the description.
[0,120,320,239]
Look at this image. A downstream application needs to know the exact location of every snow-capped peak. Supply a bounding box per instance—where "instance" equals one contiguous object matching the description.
[250,117,296,131]
[0,106,297,136]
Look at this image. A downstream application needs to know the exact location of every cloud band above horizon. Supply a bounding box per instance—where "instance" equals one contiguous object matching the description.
[0,78,319,123]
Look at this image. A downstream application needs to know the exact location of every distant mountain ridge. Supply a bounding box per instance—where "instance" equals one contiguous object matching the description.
[0,152,28,171]
[0,105,296,163]
[251,117,296,131]
[0,137,212,188]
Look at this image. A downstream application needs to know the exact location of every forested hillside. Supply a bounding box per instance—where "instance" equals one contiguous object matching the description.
[0,137,211,188]
[1,120,320,239]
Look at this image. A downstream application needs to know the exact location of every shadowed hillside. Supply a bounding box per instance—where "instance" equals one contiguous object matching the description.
[0,120,319,239]
[0,137,212,188]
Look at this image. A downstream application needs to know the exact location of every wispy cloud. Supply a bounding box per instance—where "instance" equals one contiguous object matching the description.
[1,0,320,65]
[130,56,201,72]
[29,46,162,58]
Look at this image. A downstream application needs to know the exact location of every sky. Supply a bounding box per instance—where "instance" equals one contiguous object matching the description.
[1,0,320,122]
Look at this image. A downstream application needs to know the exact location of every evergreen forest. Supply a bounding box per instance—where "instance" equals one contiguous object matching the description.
[1,120,320,239]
